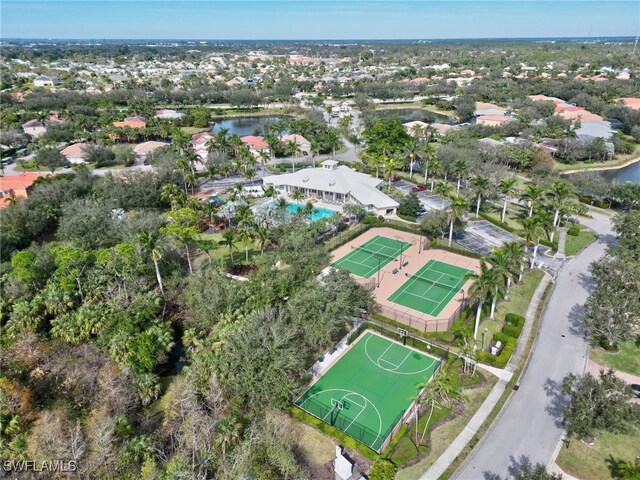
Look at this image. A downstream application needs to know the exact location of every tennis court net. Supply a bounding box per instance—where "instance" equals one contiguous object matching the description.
[404,272,461,291]
[351,245,401,262]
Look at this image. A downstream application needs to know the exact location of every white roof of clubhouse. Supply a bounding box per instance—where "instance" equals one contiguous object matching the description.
[263,160,399,210]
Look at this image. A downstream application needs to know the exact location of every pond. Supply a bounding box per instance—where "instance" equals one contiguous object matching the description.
[211,116,290,137]
[598,160,640,183]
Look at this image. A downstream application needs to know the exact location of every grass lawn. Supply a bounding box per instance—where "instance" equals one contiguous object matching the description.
[556,425,640,480]
[590,339,640,376]
[564,229,597,257]
[483,201,529,232]
[553,145,640,173]
[395,374,498,480]
[198,232,261,266]
[288,415,336,466]
[494,268,545,322]
[180,126,210,135]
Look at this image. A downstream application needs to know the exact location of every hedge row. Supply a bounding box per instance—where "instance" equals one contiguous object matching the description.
[477,312,525,368]
[347,322,369,344]
[503,313,525,338]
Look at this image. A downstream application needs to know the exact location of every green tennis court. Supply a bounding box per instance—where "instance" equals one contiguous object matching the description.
[388,260,472,317]
[332,235,412,278]
[295,331,440,452]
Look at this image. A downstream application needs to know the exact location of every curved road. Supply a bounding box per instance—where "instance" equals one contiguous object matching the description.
[452,209,615,480]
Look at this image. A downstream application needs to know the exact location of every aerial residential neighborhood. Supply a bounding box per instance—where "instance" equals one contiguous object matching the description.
[0,2,639,480]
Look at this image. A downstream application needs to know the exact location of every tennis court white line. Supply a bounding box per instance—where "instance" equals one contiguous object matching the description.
[431,278,466,315]
[389,269,446,304]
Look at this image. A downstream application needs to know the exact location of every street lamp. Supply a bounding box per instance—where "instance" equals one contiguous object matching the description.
[376,257,381,288]
[482,327,488,351]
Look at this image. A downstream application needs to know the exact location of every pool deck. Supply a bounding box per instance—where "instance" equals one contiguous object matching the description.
[331,227,482,332]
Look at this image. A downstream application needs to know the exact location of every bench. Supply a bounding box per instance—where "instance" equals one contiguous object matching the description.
[392,268,399,274]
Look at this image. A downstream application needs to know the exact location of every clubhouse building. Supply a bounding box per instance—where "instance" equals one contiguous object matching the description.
[262,160,399,216]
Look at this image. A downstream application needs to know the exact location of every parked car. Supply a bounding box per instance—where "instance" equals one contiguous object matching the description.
[631,384,640,398]
[411,184,427,192]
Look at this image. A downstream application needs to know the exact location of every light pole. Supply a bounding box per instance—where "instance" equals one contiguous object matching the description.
[376,257,381,288]
[482,327,488,351]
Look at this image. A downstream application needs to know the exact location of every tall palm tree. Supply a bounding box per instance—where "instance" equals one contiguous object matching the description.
[502,240,527,284]
[498,177,518,223]
[535,210,556,243]
[472,175,492,219]
[302,200,316,219]
[434,181,454,209]
[547,180,574,227]
[464,260,496,338]
[253,225,270,253]
[160,183,185,210]
[256,148,270,171]
[488,246,517,298]
[403,141,421,179]
[137,231,165,295]
[420,142,436,185]
[275,196,288,210]
[453,159,468,197]
[236,228,254,262]
[520,183,546,218]
[219,229,237,266]
[447,196,468,247]
[428,158,443,190]
[521,217,544,267]
[171,129,190,155]
[383,155,403,187]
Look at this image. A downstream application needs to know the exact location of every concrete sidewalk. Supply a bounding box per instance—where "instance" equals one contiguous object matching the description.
[419,273,552,480]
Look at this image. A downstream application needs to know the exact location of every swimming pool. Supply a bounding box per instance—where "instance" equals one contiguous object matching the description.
[286,203,336,222]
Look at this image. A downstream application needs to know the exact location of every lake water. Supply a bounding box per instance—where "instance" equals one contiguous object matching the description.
[211,116,290,137]
[599,160,640,183]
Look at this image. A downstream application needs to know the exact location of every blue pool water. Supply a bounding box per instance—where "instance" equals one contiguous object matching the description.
[284,203,336,222]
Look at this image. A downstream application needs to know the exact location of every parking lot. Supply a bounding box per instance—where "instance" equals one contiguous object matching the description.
[391,179,451,211]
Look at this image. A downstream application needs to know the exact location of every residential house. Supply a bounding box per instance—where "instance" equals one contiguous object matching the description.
[240,135,270,157]
[155,109,185,119]
[614,97,640,110]
[280,134,311,156]
[475,102,507,117]
[476,115,513,127]
[33,75,59,87]
[21,114,64,138]
[192,131,215,158]
[133,141,170,160]
[262,160,399,216]
[60,143,89,164]
[403,120,430,137]
[0,173,48,207]
[112,116,147,128]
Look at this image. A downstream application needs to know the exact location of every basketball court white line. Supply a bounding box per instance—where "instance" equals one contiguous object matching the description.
[378,357,401,368]
[364,334,440,375]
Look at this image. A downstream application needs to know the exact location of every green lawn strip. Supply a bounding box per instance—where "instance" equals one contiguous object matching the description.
[395,376,498,479]
[438,279,553,479]
[553,145,640,173]
[198,232,261,265]
[556,425,640,480]
[590,339,640,376]
[289,415,337,466]
[564,229,597,257]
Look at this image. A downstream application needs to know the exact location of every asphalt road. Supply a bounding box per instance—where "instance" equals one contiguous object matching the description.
[452,209,615,480]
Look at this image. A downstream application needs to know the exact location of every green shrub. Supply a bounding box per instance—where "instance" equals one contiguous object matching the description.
[505,313,525,327]
[502,324,522,338]
[397,213,417,223]
[347,322,369,344]
[568,225,581,236]
[369,459,396,480]
[363,215,382,225]
[477,332,516,368]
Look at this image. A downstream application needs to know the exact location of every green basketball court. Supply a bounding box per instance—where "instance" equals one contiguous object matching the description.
[295,331,440,452]
[332,235,412,278]
[388,259,472,317]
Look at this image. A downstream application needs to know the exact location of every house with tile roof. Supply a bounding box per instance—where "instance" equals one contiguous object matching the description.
[0,173,48,207]
[113,116,147,128]
[280,134,311,156]
[60,143,90,164]
[476,115,513,127]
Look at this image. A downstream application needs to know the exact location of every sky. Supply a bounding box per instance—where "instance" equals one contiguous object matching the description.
[1,0,639,40]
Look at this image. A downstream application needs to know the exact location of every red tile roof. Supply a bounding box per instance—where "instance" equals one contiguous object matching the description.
[241,135,268,150]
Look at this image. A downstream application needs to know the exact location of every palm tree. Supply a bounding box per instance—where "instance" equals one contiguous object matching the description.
[453,160,468,197]
[219,229,237,266]
[520,183,546,218]
[171,129,190,155]
[418,374,460,443]
[547,180,574,227]
[464,260,496,338]
[535,210,556,243]
[253,226,270,253]
[216,415,242,461]
[275,196,288,210]
[498,177,518,223]
[284,139,301,171]
[256,148,270,171]
[302,200,316,219]
[291,187,303,203]
[160,183,185,210]
[521,217,544,267]
[404,141,421,179]
[503,240,528,284]
[137,231,165,295]
[383,155,403,187]
[420,142,436,184]
[434,181,454,209]
[472,175,492,219]
[446,196,467,247]
[488,247,517,299]
[236,228,254,262]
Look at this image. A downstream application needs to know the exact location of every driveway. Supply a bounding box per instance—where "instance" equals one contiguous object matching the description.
[452,209,613,480]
